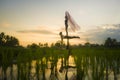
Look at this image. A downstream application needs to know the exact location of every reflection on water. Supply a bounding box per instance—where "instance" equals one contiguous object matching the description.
[0,56,120,80]
[0,65,17,80]
[0,56,76,80]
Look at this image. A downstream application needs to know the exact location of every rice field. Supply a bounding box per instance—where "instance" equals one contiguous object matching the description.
[0,47,120,80]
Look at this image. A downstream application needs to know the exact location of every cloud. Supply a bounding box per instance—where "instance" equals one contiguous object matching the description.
[17,24,120,45]
[17,29,57,35]
[98,24,120,30]
[81,24,120,44]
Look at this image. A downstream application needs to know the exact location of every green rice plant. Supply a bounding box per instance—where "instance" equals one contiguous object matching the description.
[1,46,120,80]
[36,60,40,80]
[1,48,10,80]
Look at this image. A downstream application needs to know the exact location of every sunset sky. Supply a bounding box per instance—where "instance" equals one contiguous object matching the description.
[0,0,120,46]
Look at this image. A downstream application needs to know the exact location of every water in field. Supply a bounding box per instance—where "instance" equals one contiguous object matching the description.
[1,47,120,80]
[0,56,76,80]
[0,56,120,80]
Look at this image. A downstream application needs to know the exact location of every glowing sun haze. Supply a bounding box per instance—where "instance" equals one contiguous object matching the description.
[0,0,120,46]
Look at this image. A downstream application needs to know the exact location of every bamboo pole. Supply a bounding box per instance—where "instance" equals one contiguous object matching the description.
[65,13,70,80]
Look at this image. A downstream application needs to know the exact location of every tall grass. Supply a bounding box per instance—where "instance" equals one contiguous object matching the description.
[0,47,120,80]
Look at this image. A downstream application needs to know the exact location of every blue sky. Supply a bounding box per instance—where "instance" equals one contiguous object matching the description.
[0,0,120,46]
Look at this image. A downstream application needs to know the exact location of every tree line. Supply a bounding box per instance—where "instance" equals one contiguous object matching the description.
[0,32,120,48]
[0,32,19,47]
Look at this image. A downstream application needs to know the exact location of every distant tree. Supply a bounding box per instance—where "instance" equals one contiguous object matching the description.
[90,43,100,47]
[50,41,66,48]
[78,44,83,47]
[104,37,118,47]
[54,40,66,48]
[0,32,19,47]
[104,37,112,47]
[27,43,39,48]
[5,36,19,46]
[39,43,43,47]
[43,43,48,47]
[112,39,117,47]
[117,42,120,47]
[27,43,49,48]
[84,42,90,47]
[55,41,61,47]
[50,43,54,48]
[0,32,5,46]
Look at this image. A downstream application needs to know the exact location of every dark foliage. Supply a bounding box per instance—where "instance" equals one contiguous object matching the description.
[0,32,19,47]
[104,37,120,48]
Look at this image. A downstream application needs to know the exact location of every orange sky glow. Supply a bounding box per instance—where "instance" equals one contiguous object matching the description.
[0,0,120,46]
